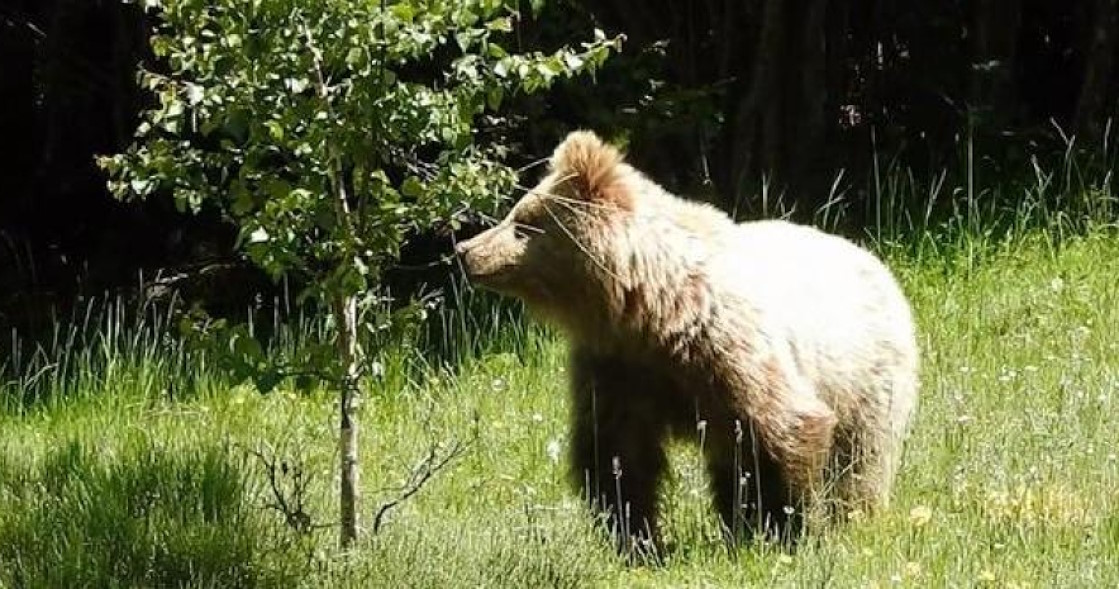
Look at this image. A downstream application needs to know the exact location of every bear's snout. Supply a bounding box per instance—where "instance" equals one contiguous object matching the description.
[454,238,479,278]
[453,239,471,258]
[453,232,499,283]
[453,225,524,293]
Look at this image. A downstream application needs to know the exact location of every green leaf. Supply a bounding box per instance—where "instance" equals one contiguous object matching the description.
[486,87,503,110]
[391,3,415,22]
[494,59,509,78]
[260,178,288,201]
[224,110,250,143]
[346,47,363,68]
[354,255,370,276]
[286,77,310,94]
[487,43,507,59]
[487,17,512,32]
[264,120,285,141]
[130,178,152,195]
[455,31,471,52]
[401,176,424,198]
[313,207,337,231]
[231,182,255,215]
[185,84,204,105]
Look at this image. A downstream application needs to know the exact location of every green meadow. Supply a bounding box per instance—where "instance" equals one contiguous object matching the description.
[2,198,1118,587]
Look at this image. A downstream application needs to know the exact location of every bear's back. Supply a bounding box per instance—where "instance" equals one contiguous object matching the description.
[711,219,918,410]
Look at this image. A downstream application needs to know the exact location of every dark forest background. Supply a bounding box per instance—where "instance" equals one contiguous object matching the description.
[3,0,1118,334]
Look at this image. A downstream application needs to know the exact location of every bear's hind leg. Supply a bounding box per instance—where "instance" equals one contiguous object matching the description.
[704,426,801,546]
[832,372,918,519]
[832,424,894,518]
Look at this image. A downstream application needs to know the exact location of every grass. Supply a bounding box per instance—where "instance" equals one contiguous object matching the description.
[3,176,1119,586]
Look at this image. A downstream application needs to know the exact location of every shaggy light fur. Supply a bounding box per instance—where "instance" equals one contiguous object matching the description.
[456,130,920,551]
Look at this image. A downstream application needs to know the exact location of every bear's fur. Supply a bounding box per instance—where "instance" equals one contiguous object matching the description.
[455,130,919,551]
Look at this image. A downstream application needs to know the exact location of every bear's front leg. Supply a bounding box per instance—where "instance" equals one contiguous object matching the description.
[568,349,669,559]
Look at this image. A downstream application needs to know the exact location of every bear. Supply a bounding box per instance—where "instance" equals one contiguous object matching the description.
[454,130,920,554]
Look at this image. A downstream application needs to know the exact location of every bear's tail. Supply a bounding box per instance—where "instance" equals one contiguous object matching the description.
[550,130,625,201]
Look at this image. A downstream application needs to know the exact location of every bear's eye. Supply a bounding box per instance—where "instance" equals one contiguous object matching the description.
[513,223,537,241]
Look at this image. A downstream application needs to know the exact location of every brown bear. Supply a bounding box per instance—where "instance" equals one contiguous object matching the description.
[455,130,919,553]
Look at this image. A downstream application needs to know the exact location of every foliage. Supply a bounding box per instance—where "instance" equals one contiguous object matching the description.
[94,9,623,525]
[99,0,620,302]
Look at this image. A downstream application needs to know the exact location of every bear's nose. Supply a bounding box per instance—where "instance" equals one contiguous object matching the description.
[454,240,470,257]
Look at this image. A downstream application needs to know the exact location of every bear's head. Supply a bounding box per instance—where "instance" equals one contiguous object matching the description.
[454,130,636,333]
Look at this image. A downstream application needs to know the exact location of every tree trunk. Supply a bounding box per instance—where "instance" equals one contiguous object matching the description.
[972,0,1021,125]
[1075,0,1119,137]
[335,293,360,547]
[305,17,365,545]
[790,0,829,210]
[722,0,784,209]
[720,0,833,216]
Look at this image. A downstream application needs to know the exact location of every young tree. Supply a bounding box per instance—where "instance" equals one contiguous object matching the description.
[100,0,619,548]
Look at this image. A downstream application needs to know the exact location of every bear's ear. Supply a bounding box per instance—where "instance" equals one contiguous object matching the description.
[549,130,628,206]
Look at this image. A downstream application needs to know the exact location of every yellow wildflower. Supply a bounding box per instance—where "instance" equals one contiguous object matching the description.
[909,505,933,527]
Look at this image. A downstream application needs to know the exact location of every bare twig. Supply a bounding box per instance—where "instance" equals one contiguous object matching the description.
[371,411,478,534]
[248,442,316,535]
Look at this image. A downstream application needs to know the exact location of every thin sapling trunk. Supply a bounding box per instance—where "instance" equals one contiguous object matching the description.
[335,293,360,547]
